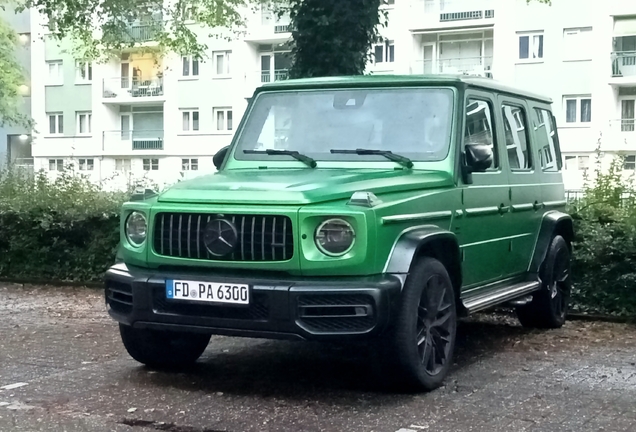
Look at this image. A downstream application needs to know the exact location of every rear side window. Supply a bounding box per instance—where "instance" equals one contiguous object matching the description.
[533,107,560,172]
[501,103,532,170]
[464,98,499,170]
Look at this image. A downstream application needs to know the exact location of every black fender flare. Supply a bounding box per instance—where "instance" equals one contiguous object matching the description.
[115,242,125,264]
[384,225,462,296]
[529,210,574,276]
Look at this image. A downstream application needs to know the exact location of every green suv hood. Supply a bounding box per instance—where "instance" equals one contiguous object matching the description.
[157,169,453,205]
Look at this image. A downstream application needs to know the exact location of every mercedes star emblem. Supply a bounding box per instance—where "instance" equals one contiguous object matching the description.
[203,218,239,256]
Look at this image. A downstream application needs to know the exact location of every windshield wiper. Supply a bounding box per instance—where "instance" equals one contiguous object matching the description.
[330,148,414,169]
[243,149,317,168]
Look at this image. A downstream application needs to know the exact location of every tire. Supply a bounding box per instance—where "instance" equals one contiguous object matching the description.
[517,235,571,329]
[119,324,211,369]
[383,257,457,392]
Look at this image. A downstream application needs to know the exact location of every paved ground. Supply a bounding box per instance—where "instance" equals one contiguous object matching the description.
[0,283,635,432]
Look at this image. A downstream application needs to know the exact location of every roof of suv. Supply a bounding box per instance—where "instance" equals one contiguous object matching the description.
[258,74,553,104]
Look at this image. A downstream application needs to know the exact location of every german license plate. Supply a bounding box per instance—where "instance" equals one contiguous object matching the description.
[166,280,249,305]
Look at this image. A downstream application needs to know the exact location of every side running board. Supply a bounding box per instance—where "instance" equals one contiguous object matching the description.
[462,281,541,314]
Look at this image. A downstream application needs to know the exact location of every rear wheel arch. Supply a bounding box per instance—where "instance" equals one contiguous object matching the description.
[530,211,574,275]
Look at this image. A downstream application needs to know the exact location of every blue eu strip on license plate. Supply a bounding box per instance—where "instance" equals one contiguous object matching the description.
[166,279,249,305]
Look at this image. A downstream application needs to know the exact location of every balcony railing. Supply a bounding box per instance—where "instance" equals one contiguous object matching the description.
[102,77,164,99]
[274,24,291,33]
[102,19,163,44]
[8,158,35,175]
[103,130,164,151]
[413,56,493,77]
[610,119,636,132]
[611,51,636,78]
[261,69,289,83]
[417,0,495,23]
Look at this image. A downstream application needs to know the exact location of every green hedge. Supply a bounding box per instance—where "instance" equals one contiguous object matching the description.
[568,153,636,317]
[1,159,635,317]
[0,167,125,282]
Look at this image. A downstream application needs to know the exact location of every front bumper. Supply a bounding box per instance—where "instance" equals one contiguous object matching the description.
[104,263,404,341]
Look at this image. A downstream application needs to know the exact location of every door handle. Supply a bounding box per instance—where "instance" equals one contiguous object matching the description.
[498,203,510,214]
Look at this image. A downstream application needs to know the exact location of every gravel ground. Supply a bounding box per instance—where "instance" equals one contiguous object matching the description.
[0,283,635,432]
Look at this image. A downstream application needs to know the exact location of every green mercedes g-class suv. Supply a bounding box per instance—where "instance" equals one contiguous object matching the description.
[105,75,573,391]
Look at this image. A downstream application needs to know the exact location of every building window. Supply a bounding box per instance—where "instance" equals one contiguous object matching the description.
[563,27,592,61]
[518,32,544,61]
[115,158,131,172]
[78,158,94,171]
[373,40,395,64]
[181,109,200,132]
[214,107,233,132]
[75,61,92,82]
[143,158,159,171]
[76,112,92,135]
[564,155,590,171]
[48,113,63,135]
[182,56,199,77]
[624,155,636,170]
[564,96,592,125]
[213,51,231,76]
[47,60,63,85]
[49,159,64,171]
[182,158,199,171]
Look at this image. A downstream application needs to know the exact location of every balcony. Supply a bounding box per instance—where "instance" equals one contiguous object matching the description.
[244,8,291,43]
[410,0,495,32]
[261,69,289,83]
[102,77,165,104]
[123,22,162,43]
[103,130,164,155]
[412,56,493,77]
[11,158,34,175]
[102,18,163,46]
[610,51,636,85]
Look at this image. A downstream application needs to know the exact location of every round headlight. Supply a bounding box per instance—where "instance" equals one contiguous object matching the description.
[125,211,147,247]
[314,218,355,257]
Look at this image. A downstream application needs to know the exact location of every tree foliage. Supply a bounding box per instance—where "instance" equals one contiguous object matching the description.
[10,0,388,76]
[0,13,31,129]
[285,0,386,78]
[16,0,261,62]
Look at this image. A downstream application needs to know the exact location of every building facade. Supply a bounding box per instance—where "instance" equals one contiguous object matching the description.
[0,6,32,171]
[20,0,636,190]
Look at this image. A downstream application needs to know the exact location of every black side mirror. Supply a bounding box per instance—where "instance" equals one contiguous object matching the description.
[462,143,493,184]
[465,143,493,172]
[213,146,230,170]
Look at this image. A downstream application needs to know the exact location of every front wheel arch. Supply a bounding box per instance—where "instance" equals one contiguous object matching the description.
[384,227,463,313]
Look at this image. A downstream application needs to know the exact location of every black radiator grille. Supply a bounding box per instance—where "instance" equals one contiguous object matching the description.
[153,213,294,262]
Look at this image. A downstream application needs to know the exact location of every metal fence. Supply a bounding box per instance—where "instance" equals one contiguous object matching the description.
[565,190,636,207]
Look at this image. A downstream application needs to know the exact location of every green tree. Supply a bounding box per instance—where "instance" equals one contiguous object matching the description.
[285,0,386,78]
[0,14,32,129]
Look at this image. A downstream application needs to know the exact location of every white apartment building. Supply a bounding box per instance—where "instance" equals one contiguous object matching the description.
[22,0,636,191]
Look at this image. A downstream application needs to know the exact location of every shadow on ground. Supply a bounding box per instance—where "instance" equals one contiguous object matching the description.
[124,312,537,400]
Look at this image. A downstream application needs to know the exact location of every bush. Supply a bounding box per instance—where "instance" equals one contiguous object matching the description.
[569,150,636,317]
[0,166,125,282]
[1,154,635,317]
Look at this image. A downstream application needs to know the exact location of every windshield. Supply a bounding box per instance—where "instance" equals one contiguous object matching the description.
[234,87,454,163]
